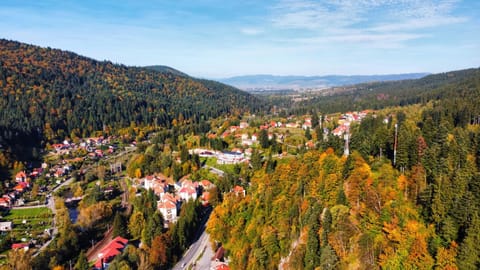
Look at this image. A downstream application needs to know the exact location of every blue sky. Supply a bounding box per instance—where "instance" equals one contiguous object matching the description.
[1,0,479,78]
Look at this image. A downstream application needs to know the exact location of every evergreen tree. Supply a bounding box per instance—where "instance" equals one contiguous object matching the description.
[259,129,269,148]
[112,212,127,238]
[457,215,480,270]
[74,251,89,270]
[319,244,338,270]
[305,127,312,140]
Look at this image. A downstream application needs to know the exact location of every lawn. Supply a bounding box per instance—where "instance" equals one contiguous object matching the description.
[6,207,52,219]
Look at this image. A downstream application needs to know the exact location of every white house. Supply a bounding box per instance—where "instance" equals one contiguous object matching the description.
[0,221,12,231]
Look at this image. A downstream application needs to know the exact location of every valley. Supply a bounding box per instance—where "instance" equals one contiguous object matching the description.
[0,39,479,270]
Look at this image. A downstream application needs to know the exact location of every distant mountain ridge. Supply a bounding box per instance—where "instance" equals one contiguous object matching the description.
[220,73,430,91]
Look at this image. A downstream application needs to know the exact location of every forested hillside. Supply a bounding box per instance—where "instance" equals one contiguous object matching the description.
[208,70,480,269]
[294,68,480,115]
[0,39,266,145]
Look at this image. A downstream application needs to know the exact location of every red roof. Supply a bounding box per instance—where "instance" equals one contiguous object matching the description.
[94,237,128,268]
[200,179,213,188]
[16,171,27,179]
[233,185,244,193]
[216,264,230,270]
[112,236,128,245]
[12,243,28,249]
[158,200,177,210]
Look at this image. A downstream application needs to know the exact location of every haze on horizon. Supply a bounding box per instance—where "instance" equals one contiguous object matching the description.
[1,0,479,78]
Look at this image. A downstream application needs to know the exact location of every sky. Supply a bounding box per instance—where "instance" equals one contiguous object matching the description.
[1,0,479,78]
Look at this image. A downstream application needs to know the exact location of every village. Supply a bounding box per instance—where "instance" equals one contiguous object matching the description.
[0,110,374,269]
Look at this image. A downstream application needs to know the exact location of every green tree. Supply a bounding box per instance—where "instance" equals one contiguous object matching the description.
[319,244,338,270]
[74,251,89,270]
[457,215,480,270]
[129,211,146,239]
[259,129,269,148]
[112,212,127,238]
[305,127,312,140]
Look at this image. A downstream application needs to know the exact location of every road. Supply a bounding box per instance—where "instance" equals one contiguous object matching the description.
[204,165,225,177]
[31,176,75,257]
[172,213,214,270]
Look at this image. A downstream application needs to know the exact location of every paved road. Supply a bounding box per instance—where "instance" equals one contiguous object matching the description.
[172,208,214,270]
[204,165,225,177]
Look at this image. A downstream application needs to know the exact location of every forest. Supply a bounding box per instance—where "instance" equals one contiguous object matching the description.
[0,39,267,170]
[207,69,480,269]
[289,68,480,116]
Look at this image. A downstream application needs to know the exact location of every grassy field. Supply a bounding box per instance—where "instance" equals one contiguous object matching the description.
[6,207,52,219]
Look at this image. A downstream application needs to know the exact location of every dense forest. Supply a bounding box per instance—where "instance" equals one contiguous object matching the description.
[0,39,266,150]
[207,69,480,269]
[291,68,480,116]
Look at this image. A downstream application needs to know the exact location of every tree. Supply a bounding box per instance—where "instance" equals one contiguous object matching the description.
[457,215,480,270]
[5,249,32,270]
[320,244,338,270]
[251,149,262,171]
[304,206,321,270]
[305,127,312,140]
[112,212,127,238]
[259,129,269,148]
[149,234,171,268]
[74,251,89,270]
[142,212,164,246]
[129,211,146,239]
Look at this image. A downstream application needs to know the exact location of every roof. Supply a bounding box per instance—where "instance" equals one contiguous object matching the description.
[15,171,27,178]
[158,200,176,210]
[112,236,128,245]
[94,236,128,268]
[233,185,244,193]
[216,264,231,270]
[200,179,213,188]
[12,243,29,249]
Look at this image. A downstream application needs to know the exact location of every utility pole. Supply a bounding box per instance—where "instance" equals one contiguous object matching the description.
[343,128,350,156]
[393,123,398,166]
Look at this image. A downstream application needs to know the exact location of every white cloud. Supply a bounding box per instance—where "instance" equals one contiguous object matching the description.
[269,0,467,47]
[240,27,263,35]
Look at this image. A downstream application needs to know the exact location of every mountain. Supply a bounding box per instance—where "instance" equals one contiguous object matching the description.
[220,73,429,91]
[293,67,480,114]
[144,65,189,77]
[0,39,267,147]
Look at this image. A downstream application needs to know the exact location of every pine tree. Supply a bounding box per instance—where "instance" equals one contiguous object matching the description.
[74,251,89,270]
[112,212,127,238]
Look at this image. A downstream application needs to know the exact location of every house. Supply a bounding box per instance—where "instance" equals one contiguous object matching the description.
[12,243,29,251]
[201,191,211,206]
[305,140,315,149]
[143,174,170,197]
[302,118,312,130]
[158,199,178,225]
[286,122,299,128]
[217,152,245,165]
[0,197,11,208]
[239,121,249,129]
[179,185,197,201]
[230,126,240,133]
[14,182,28,193]
[0,221,12,231]
[333,124,349,137]
[251,134,258,142]
[221,131,231,139]
[199,179,214,190]
[93,236,128,269]
[15,171,27,182]
[213,264,231,270]
[233,185,246,197]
